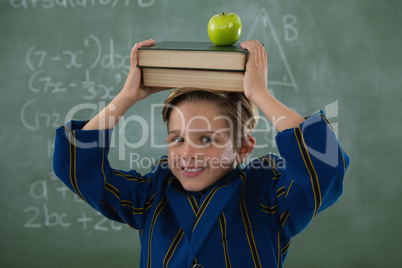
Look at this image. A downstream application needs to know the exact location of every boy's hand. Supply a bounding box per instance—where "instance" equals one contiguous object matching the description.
[240,40,270,101]
[122,39,167,103]
[82,39,168,131]
[240,40,305,132]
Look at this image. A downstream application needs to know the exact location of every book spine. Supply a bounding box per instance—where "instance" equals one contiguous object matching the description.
[137,65,245,72]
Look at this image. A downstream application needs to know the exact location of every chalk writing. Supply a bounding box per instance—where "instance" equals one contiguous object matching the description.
[24,170,127,231]
[246,8,298,91]
[94,213,123,231]
[24,34,126,106]
[283,15,299,42]
[25,36,128,71]
[28,70,68,94]
[23,204,125,230]
[10,0,154,9]
[26,70,118,99]
[81,69,117,100]
[48,140,55,158]
[20,99,62,131]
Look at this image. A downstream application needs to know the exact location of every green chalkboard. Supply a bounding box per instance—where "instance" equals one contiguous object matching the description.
[1,0,401,267]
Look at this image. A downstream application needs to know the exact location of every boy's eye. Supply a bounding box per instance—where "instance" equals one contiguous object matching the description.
[171,137,184,143]
[201,137,214,143]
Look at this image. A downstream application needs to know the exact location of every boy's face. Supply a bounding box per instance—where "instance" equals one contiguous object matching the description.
[166,100,238,192]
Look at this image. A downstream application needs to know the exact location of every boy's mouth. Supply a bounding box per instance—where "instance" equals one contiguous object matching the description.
[181,167,206,177]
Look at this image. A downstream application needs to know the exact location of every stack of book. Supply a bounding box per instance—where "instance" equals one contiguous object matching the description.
[138,41,248,92]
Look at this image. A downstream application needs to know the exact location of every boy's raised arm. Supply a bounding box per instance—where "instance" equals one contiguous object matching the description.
[82,39,167,131]
[240,40,305,132]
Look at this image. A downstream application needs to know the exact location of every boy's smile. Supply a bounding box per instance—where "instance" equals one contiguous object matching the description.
[181,166,206,178]
[166,100,239,192]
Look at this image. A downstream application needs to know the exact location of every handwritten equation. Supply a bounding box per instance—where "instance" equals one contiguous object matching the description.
[27,68,121,99]
[21,34,129,133]
[23,140,127,231]
[21,34,130,232]
[10,0,155,9]
[26,35,129,71]
[25,34,129,95]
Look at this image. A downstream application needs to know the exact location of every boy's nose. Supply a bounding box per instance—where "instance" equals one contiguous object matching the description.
[182,141,197,159]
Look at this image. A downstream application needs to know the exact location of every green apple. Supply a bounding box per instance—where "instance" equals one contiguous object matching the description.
[208,12,242,46]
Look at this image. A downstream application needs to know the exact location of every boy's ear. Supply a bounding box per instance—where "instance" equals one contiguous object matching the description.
[237,136,256,164]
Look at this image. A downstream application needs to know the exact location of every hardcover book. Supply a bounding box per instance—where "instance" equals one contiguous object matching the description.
[141,68,244,92]
[138,41,247,92]
[138,41,247,71]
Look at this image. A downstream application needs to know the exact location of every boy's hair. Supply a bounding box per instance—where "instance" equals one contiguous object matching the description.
[162,88,259,149]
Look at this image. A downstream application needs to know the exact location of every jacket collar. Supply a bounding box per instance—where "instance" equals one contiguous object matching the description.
[165,165,244,266]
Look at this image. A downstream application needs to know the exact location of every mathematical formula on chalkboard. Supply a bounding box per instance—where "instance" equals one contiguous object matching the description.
[10,0,155,9]
[25,35,127,97]
[23,169,128,231]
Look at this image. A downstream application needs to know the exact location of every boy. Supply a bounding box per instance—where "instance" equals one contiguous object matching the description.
[54,39,349,268]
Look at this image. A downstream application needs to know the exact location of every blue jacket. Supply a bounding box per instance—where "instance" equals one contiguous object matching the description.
[53,112,349,268]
